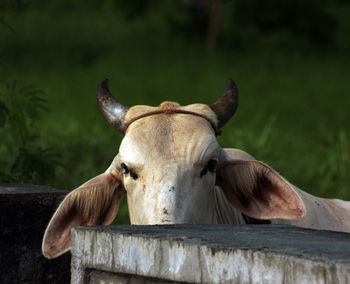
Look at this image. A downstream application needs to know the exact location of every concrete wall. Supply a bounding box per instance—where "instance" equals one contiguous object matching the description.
[0,183,71,284]
[3,181,350,284]
[71,225,350,284]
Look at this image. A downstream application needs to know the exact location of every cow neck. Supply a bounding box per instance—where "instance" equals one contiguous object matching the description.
[124,109,221,136]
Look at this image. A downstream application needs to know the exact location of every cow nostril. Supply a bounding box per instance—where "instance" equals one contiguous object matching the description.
[169,186,175,192]
[163,208,169,215]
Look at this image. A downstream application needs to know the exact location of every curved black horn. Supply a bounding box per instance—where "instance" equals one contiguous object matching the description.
[210,78,239,129]
[97,78,129,133]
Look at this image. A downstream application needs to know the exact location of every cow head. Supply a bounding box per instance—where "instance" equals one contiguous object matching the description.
[42,78,305,259]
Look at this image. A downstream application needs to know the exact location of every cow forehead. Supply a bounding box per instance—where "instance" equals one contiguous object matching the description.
[124,101,218,128]
[119,102,220,167]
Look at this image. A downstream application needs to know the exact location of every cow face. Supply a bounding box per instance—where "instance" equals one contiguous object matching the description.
[42,78,305,259]
[117,102,221,224]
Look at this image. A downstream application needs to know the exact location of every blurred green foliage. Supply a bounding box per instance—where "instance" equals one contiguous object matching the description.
[0,0,349,225]
[0,81,62,184]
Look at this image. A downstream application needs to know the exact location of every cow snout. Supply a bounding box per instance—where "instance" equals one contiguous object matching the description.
[153,184,182,224]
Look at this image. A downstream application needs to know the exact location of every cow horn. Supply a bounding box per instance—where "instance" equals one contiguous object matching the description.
[210,78,239,129]
[97,78,129,133]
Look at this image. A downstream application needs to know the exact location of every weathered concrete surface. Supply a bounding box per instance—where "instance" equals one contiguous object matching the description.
[0,183,71,284]
[87,269,182,283]
[71,225,350,284]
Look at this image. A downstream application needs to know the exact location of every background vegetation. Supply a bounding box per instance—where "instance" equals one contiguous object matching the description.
[1,0,349,224]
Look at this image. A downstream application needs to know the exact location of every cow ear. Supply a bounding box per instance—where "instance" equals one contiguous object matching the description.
[216,159,305,220]
[42,172,125,259]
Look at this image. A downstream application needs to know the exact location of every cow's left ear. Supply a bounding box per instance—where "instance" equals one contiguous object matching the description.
[216,159,305,220]
[42,172,125,259]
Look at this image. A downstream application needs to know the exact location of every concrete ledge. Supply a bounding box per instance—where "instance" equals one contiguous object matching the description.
[71,224,350,284]
[0,183,71,284]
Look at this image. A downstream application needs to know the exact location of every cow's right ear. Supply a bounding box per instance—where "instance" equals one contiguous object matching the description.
[42,172,125,259]
[216,155,305,221]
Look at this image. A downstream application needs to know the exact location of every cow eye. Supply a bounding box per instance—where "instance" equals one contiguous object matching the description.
[207,159,218,172]
[200,159,218,177]
[121,163,138,180]
[121,163,129,174]
[200,168,208,177]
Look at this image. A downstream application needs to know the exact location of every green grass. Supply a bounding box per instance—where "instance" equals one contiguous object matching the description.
[1,3,350,224]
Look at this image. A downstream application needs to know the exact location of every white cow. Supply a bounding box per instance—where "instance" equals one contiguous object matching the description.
[42,78,350,259]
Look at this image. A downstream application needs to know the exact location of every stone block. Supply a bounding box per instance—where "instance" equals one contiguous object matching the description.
[0,183,71,284]
[71,224,350,284]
